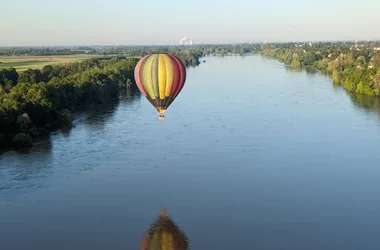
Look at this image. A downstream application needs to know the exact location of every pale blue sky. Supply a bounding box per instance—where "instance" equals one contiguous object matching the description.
[1,0,379,46]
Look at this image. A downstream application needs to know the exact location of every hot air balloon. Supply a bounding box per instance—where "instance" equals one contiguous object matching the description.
[140,208,189,250]
[134,53,186,120]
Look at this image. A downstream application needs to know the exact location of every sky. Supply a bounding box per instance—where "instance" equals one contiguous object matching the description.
[0,0,379,46]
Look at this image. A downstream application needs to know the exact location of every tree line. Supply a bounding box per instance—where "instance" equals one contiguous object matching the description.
[261,42,380,96]
[0,43,262,60]
[0,47,88,56]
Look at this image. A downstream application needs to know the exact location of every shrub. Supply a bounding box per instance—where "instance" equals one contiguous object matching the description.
[58,109,73,127]
[12,133,33,148]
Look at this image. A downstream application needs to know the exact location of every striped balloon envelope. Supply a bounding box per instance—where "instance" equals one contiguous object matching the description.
[134,53,186,120]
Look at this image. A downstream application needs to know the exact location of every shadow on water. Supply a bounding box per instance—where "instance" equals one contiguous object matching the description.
[0,139,54,194]
[284,65,303,73]
[74,90,141,131]
[347,91,380,119]
[60,127,73,137]
[284,65,319,75]
[1,137,53,160]
[282,64,380,122]
[119,89,142,104]
[80,99,120,130]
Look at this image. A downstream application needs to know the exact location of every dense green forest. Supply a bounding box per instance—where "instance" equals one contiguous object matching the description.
[261,42,380,96]
[0,50,202,150]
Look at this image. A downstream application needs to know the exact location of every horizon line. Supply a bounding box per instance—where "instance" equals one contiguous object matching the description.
[1,39,380,48]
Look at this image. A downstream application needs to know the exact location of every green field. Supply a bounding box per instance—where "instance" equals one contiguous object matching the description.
[0,54,97,71]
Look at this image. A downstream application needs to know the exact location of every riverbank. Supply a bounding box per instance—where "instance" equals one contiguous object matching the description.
[0,57,139,151]
[261,44,380,96]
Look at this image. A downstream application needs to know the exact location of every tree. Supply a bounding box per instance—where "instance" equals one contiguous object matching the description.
[0,68,19,86]
[41,65,54,81]
[18,69,44,84]
[356,56,366,68]
[372,52,380,67]
[16,113,31,132]
[371,71,380,93]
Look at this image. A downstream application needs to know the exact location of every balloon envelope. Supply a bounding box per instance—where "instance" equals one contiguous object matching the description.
[134,54,186,116]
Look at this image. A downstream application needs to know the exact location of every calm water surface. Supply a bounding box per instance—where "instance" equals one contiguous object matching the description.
[1,55,380,250]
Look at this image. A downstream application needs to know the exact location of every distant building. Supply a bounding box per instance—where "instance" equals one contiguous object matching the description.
[180,37,194,45]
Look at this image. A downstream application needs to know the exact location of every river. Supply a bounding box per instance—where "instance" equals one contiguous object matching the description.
[1,55,380,250]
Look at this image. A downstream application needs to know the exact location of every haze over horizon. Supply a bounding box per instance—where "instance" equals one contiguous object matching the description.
[1,0,379,46]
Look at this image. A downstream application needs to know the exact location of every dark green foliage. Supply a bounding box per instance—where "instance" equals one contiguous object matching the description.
[0,68,18,86]
[18,69,44,84]
[12,133,33,148]
[58,109,73,127]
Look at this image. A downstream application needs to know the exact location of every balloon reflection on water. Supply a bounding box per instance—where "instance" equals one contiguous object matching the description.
[140,208,189,250]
